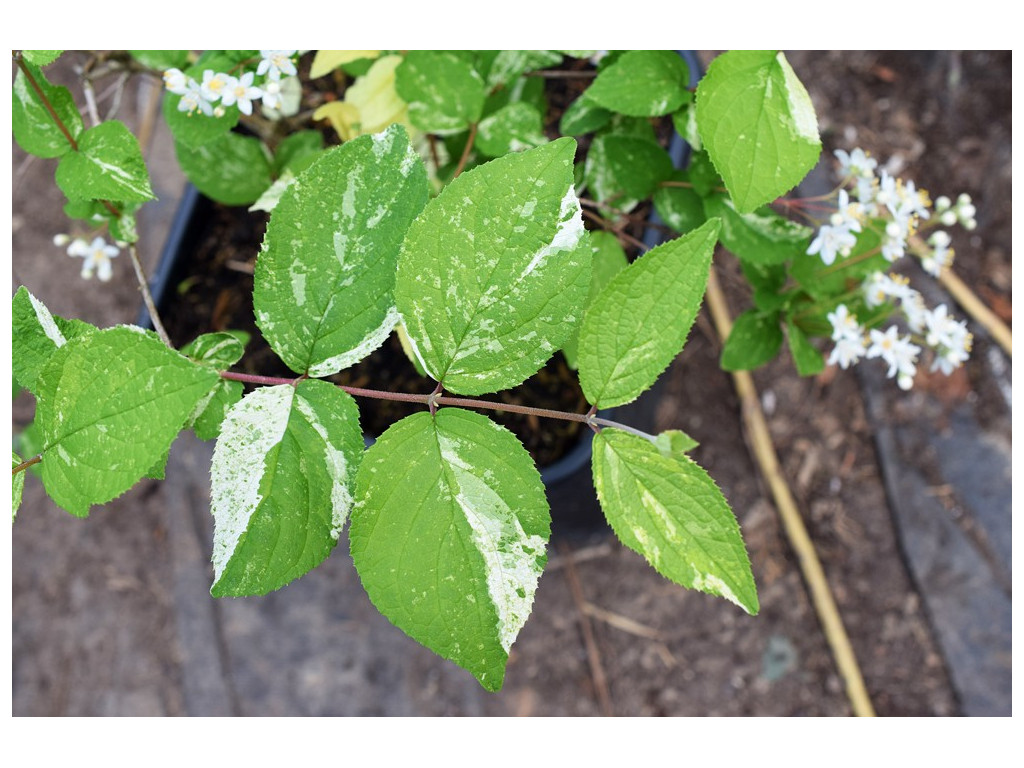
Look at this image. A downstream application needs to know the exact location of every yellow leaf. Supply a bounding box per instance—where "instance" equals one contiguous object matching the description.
[310,50,381,79]
[344,55,411,136]
[313,101,362,142]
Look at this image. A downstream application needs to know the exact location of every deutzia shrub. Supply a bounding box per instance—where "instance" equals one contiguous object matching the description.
[11,49,982,690]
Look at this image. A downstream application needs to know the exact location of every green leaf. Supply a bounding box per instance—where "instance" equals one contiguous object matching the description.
[22,50,63,66]
[130,50,189,71]
[741,261,790,313]
[485,50,563,88]
[163,93,239,147]
[190,379,243,441]
[559,94,612,136]
[12,61,83,158]
[396,51,486,134]
[174,131,272,206]
[396,138,590,395]
[578,219,721,408]
[584,134,674,211]
[351,408,550,692]
[653,172,707,235]
[696,50,820,213]
[55,121,155,203]
[703,194,812,265]
[272,130,325,177]
[13,452,26,519]
[255,124,429,377]
[35,326,220,517]
[586,50,690,117]
[476,102,547,157]
[14,421,45,478]
[483,73,547,118]
[562,231,629,369]
[12,287,96,394]
[180,331,249,440]
[593,429,758,614]
[654,429,699,457]
[180,331,248,368]
[786,319,825,377]
[210,380,363,596]
[720,310,784,371]
[686,149,723,197]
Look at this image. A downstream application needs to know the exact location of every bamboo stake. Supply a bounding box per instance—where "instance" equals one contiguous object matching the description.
[704,266,876,718]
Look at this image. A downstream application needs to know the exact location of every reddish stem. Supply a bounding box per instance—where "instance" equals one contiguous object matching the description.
[12,455,42,476]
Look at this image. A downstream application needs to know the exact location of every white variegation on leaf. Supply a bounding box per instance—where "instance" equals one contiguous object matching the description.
[592,429,759,615]
[254,123,428,377]
[55,120,155,203]
[350,409,550,692]
[395,137,590,395]
[209,380,363,597]
[696,50,821,213]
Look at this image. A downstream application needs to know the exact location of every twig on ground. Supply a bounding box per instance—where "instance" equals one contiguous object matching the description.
[559,541,614,717]
[582,602,662,640]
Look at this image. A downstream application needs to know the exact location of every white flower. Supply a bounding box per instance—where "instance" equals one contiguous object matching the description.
[921,231,954,277]
[931,341,971,375]
[828,335,867,369]
[863,271,916,309]
[881,218,908,263]
[827,304,862,342]
[199,70,230,103]
[834,147,877,179]
[177,80,214,116]
[923,304,964,349]
[829,189,863,233]
[221,72,262,116]
[874,170,898,211]
[853,175,877,211]
[256,50,297,81]
[897,179,930,221]
[866,325,921,383]
[261,79,283,110]
[68,236,119,281]
[901,292,929,334]
[807,223,857,266]
[163,67,189,95]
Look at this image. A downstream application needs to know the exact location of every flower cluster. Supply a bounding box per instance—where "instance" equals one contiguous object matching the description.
[163,50,297,117]
[54,234,120,282]
[806,147,978,389]
[808,147,977,277]
[826,273,973,389]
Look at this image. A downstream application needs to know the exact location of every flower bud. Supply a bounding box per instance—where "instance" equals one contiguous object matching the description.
[940,210,957,226]
[934,195,951,211]
[52,233,70,247]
